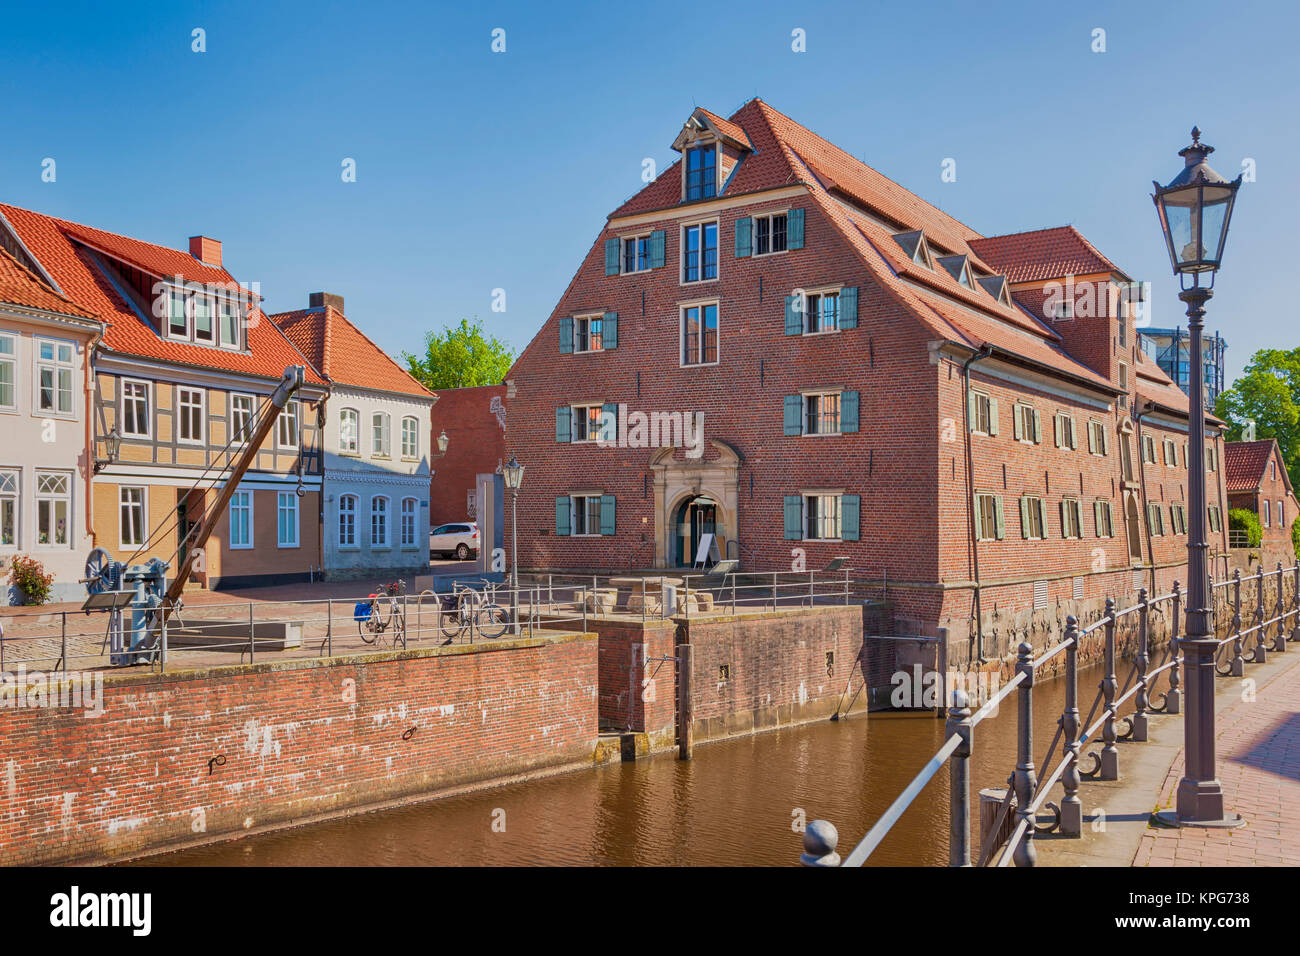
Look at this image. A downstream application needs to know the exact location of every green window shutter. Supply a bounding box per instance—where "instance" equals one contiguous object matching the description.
[1060,501,1069,536]
[735,217,752,257]
[1088,424,1097,455]
[840,391,859,433]
[1038,499,1048,534]
[599,495,616,535]
[555,497,571,536]
[787,208,805,250]
[1094,500,1103,535]
[603,311,618,349]
[784,395,803,436]
[784,295,802,335]
[967,391,977,431]
[559,317,574,354]
[1032,409,1041,443]
[604,237,621,276]
[988,398,1000,436]
[1013,406,1023,441]
[784,496,804,540]
[994,496,1005,540]
[648,230,665,269]
[973,498,985,540]
[1069,417,1078,450]
[601,402,618,443]
[1019,497,1030,538]
[1054,414,1063,448]
[555,406,571,443]
[839,286,858,329]
[841,494,860,541]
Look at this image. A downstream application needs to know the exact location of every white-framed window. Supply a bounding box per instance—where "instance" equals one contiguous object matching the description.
[804,391,841,435]
[1019,495,1047,540]
[805,493,843,541]
[684,144,717,201]
[682,221,718,283]
[1054,412,1077,450]
[338,494,358,546]
[1060,498,1083,539]
[177,387,205,444]
[753,212,788,257]
[0,334,16,410]
[571,493,604,537]
[1208,505,1223,533]
[277,399,300,450]
[371,412,390,457]
[1162,438,1178,467]
[974,492,1004,541]
[1207,444,1218,472]
[401,417,419,459]
[119,486,146,549]
[1170,503,1188,536]
[571,403,605,443]
[370,496,389,547]
[35,471,70,547]
[804,290,839,334]
[339,407,359,455]
[167,289,188,338]
[970,391,996,436]
[1142,434,1156,464]
[573,314,604,353]
[1013,403,1041,444]
[1088,420,1109,456]
[1262,498,1271,527]
[229,489,252,549]
[277,491,299,547]
[36,339,75,415]
[218,296,241,349]
[400,497,418,547]
[681,302,719,366]
[622,234,651,274]
[121,379,151,437]
[193,293,214,343]
[0,470,17,547]
[1147,502,1166,536]
[231,393,255,445]
[1279,499,1285,527]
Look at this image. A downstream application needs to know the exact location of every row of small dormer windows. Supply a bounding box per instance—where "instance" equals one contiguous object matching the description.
[165,284,244,349]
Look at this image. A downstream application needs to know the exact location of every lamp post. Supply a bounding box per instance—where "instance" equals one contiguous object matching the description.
[93,427,122,474]
[1151,128,1244,828]
[502,456,525,632]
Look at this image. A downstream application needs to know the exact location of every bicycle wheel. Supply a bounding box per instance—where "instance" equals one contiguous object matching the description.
[476,603,509,639]
[440,601,466,641]
[370,595,393,633]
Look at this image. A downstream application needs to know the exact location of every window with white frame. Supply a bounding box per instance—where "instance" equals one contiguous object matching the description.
[682,222,718,283]
[1020,495,1047,540]
[120,486,145,548]
[35,471,70,546]
[0,470,16,547]
[622,235,651,274]
[231,393,255,445]
[401,417,419,459]
[1170,503,1188,535]
[168,289,188,338]
[1163,438,1177,467]
[804,392,841,435]
[36,340,74,415]
[681,303,718,365]
[401,497,417,547]
[370,496,389,547]
[1088,420,1109,456]
[1262,498,1271,527]
[571,494,604,536]
[804,291,839,334]
[0,334,16,410]
[1055,412,1077,450]
[1095,499,1115,538]
[278,399,300,449]
[974,493,1003,541]
[193,293,214,343]
[1013,403,1041,443]
[970,391,995,435]
[1142,435,1156,463]
[229,490,252,548]
[338,407,359,454]
[574,314,604,353]
[218,297,240,349]
[277,491,299,547]
[570,404,604,443]
[178,387,204,444]
[806,493,843,540]
[754,213,788,256]
[338,494,357,547]
[121,380,150,437]
[371,412,391,457]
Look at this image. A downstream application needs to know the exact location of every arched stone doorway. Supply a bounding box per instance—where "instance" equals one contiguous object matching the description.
[650,440,741,568]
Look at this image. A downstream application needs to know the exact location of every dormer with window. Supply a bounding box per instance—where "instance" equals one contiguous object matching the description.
[672,108,751,204]
[162,281,247,350]
[892,230,934,269]
[976,273,1013,306]
[936,254,974,289]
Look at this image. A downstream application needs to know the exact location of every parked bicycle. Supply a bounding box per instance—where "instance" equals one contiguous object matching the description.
[439,581,509,641]
[356,581,406,645]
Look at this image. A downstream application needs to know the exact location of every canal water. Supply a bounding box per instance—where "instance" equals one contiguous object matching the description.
[140,663,1130,866]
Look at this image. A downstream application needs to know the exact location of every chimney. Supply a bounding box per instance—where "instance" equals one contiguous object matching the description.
[189,236,222,268]
[309,291,344,314]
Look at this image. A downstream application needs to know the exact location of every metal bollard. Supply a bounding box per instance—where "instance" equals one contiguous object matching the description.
[1012,641,1037,867]
[1132,588,1150,741]
[800,820,841,867]
[1100,598,1119,780]
[1231,569,1244,677]
[1274,563,1287,653]
[1167,581,1182,714]
[946,688,974,866]
[1060,616,1082,837]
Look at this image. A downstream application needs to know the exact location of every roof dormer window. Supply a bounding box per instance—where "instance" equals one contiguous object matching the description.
[977,274,1013,306]
[686,144,717,201]
[893,230,932,268]
[937,254,973,288]
[162,282,245,350]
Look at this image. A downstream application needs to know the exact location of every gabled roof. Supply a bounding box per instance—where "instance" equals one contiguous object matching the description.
[271,306,434,399]
[1224,439,1291,494]
[0,246,99,321]
[969,226,1130,285]
[0,203,324,386]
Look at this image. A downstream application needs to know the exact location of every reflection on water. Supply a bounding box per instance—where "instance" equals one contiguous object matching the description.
[138,664,1114,866]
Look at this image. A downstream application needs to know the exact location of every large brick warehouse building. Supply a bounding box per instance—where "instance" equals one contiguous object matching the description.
[503,99,1230,656]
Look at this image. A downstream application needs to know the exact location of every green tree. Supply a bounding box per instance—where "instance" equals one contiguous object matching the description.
[1215,347,1300,487]
[403,319,516,391]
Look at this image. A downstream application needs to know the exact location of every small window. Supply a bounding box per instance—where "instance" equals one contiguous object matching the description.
[1142,435,1156,464]
[35,471,70,547]
[1088,420,1109,456]
[571,404,605,443]
[1163,438,1177,467]
[681,303,718,366]
[231,393,256,445]
[1014,403,1041,444]
[1060,498,1083,539]
[1271,460,1277,480]
[1055,413,1077,450]
[371,412,390,457]
[971,392,994,435]
[178,388,205,444]
[0,470,18,547]
[278,399,301,450]
[685,144,717,201]
[338,494,357,547]
[1262,498,1271,527]
[370,496,390,547]
[401,417,419,459]
[805,493,843,541]
[120,486,146,548]
[230,490,252,548]
[571,494,605,536]
[974,493,1003,542]
[622,235,651,274]
[804,291,839,334]
[401,497,418,547]
[219,297,241,349]
[1095,500,1115,538]
[339,407,359,454]
[36,339,75,415]
[682,222,718,283]
[574,315,604,353]
[193,294,214,343]
[277,491,299,547]
[805,392,841,435]
[121,380,151,437]
[0,334,15,410]
[1020,495,1046,540]
[754,213,788,256]
[168,289,188,337]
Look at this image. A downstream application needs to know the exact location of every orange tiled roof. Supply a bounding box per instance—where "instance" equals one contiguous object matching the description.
[969,226,1128,285]
[271,306,433,399]
[1224,439,1281,492]
[0,246,99,321]
[0,203,324,386]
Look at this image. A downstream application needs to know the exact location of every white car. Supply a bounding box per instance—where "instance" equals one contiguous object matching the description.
[430,522,479,561]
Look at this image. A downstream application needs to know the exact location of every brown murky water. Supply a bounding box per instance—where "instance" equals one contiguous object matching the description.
[139,664,1126,866]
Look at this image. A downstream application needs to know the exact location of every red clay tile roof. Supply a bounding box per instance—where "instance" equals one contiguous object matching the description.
[969,226,1128,285]
[1224,439,1280,492]
[271,306,433,399]
[694,108,752,150]
[0,247,99,321]
[0,203,324,386]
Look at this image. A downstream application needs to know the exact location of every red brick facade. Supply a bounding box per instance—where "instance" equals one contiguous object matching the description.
[1226,439,1298,563]
[429,384,508,525]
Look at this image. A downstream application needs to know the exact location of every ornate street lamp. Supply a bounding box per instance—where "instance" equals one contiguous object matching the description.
[1151,128,1243,828]
[502,456,525,632]
[436,430,450,455]
[93,427,122,474]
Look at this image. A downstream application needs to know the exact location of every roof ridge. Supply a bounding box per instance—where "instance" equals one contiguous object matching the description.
[320,304,432,398]
[1,202,203,268]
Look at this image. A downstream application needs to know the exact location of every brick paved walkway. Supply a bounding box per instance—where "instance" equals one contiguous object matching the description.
[1134,650,1300,867]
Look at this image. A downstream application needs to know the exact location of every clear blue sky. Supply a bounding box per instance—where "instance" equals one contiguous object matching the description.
[2,0,1295,383]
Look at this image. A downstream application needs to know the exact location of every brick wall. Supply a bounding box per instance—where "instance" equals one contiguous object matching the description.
[0,633,598,865]
[430,385,507,525]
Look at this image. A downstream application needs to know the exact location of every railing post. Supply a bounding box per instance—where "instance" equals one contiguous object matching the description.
[772,572,778,610]
[1253,569,1267,664]
[799,820,841,867]
[1274,562,1287,653]
[1012,641,1037,867]
[248,601,255,663]
[947,688,973,866]
[1292,564,1300,647]
[731,574,737,614]
[60,612,67,672]
[1167,581,1182,714]
[327,599,333,656]
[1061,616,1082,837]
[1100,598,1119,780]
[401,593,408,650]
[1132,588,1150,741]
[1230,569,1244,677]
[808,570,815,607]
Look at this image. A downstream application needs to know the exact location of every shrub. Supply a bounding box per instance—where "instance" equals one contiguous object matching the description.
[9,554,54,606]
[1292,516,1299,559]
[1228,508,1262,548]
